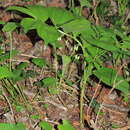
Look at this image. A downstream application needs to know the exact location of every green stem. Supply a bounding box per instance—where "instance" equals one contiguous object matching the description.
[58,30,93,128]
[8,32,13,71]
[80,63,93,128]
[80,78,85,128]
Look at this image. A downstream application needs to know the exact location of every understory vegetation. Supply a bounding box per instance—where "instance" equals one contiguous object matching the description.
[0,0,130,129]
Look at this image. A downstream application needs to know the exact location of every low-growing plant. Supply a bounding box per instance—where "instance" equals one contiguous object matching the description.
[0,122,25,130]
[0,3,129,129]
[57,120,74,130]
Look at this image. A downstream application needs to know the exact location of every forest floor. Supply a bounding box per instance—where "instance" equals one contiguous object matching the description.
[0,0,130,130]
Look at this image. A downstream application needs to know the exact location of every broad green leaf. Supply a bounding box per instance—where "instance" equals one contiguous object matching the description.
[39,121,52,130]
[83,42,103,57]
[58,120,74,130]
[81,26,119,52]
[93,67,129,94]
[0,123,25,130]
[2,22,17,32]
[48,7,75,25]
[6,6,37,20]
[31,58,46,68]
[42,77,58,94]
[96,25,114,34]
[95,40,117,51]
[91,25,115,40]
[82,35,119,52]
[90,39,119,51]
[37,23,60,44]
[26,5,49,21]
[7,5,49,22]
[20,18,38,33]
[61,18,91,33]
[42,77,56,87]
[0,66,13,79]
[81,25,99,41]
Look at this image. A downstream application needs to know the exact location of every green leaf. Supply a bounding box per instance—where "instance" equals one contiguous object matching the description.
[16,62,28,70]
[58,120,74,130]
[48,7,75,25]
[0,123,25,130]
[48,86,59,94]
[2,22,17,32]
[42,77,58,94]
[6,6,35,18]
[82,34,119,52]
[31,58,46,68]
[12,69,22,81]
[15,105,24,112]
[42,77,56,87]
[62,55,71,66]
[84,42,103,57]
[37,23,60,44]
[20,18,38,33]
[30,115,40,120]
[93,67,129,94]
[26,5,49,21]
[0,66,13,79]
[89,39,119,51]
[122,42,130,49]
[11,62,28,82]
[81,25,99,40]
[81,26,119,52]
[39,121,52,130]
[7,5,49,22]
[61,18,91,33]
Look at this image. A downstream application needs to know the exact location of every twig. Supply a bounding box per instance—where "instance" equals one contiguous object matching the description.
[102,103,129,112]
[2,88,16,123]
[44,98,67,111]
[87,83,101,125]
